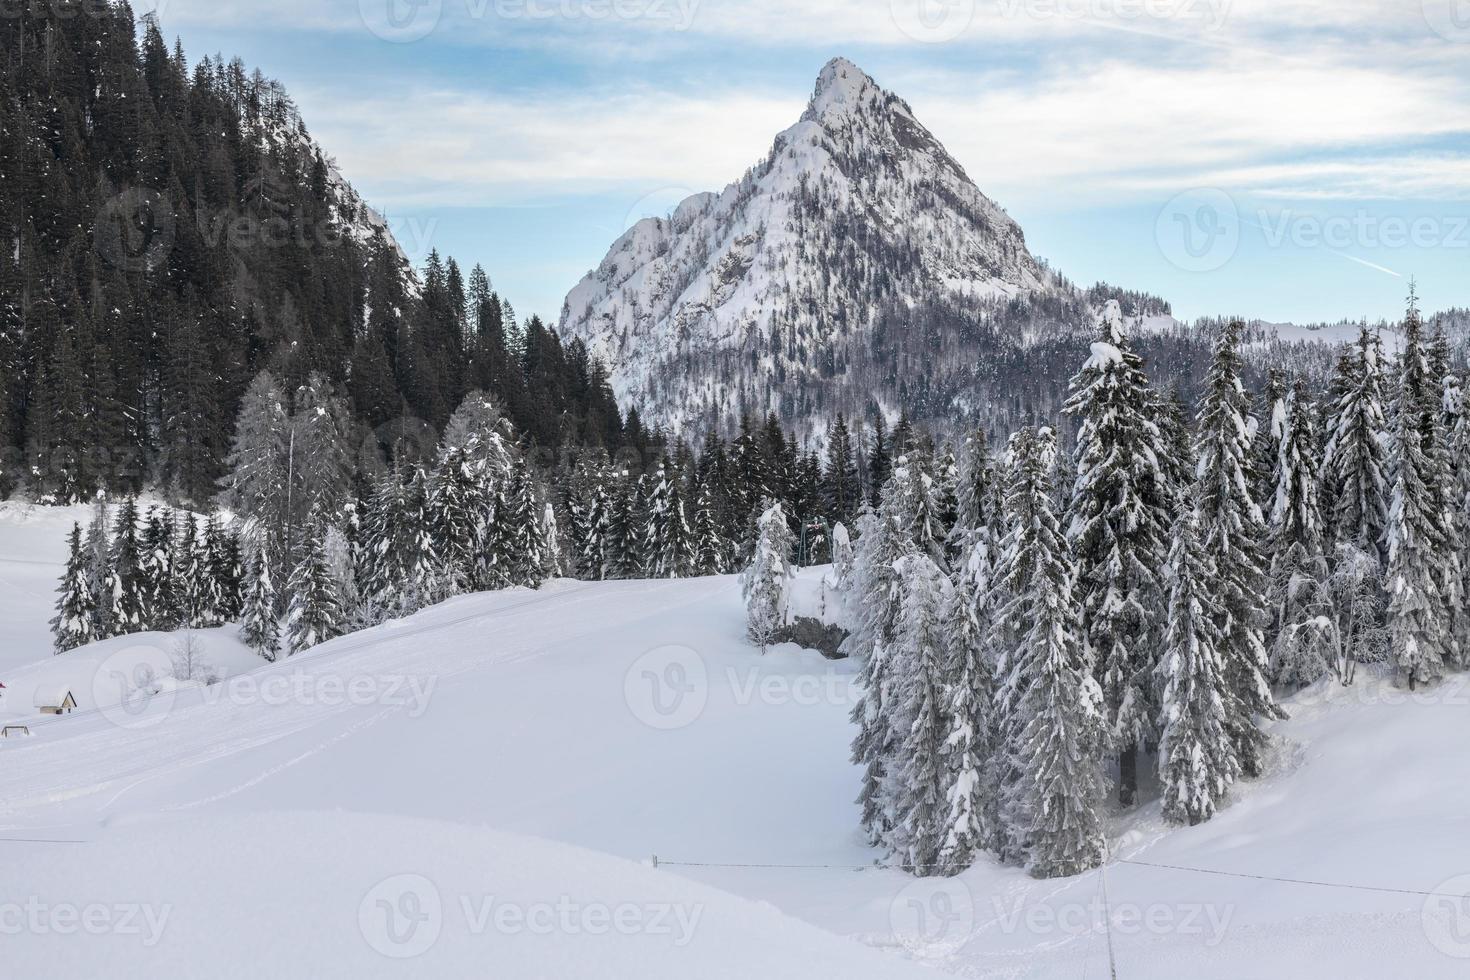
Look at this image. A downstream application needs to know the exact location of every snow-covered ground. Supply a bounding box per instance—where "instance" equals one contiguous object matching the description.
[1,545,1468,976]
[0,501,84,673]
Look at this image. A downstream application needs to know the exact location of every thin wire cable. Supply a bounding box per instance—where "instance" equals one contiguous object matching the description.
[1117,857,1453,897]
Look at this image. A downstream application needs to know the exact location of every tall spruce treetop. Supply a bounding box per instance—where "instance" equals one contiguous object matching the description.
[952,427,997,541]
[1430,328,1467,670]
[1266,377,1334,689]
[1386,294,1451,688]
[845,500,916,845]
[822,414,862,526]
[1193,320,1283,778]
[1323,327,1389,564]
[1443,354,1470,668]
[938,517,1002,870]
[1270,378,1327,558]
[886,553,955,875]
[884,451,949,571]
[994,425,1107,878]
[52,523,97,654]
[1063,300,1170,807]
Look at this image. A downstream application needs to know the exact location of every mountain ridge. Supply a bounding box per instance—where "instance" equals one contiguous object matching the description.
[559,57,1059,436]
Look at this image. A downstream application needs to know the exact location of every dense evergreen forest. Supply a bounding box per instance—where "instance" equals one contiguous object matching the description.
[0,1,626,507]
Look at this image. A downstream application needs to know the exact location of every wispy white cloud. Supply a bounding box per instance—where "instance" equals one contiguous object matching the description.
[298,41,1470,214]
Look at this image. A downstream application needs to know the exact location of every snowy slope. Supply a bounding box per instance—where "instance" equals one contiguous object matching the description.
[0,502,74,673]
[559,57,1053,433]
[2,568,1468,977]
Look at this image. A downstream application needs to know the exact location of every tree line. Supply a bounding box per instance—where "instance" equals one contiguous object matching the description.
[1,3,627,507]
[51,364,924,659]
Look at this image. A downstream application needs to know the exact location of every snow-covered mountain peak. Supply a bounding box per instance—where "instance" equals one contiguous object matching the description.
[806,56,883,120]
[560,58,1054,436]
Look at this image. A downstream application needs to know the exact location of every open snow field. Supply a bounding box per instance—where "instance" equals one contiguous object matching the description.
[2,540,1469,977]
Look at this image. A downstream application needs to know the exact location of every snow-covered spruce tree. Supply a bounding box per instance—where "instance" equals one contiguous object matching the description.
[541,501,565,579]
[886,553,955,875]
[644,458,692,579]
[322,525,360,617]
[355,472,410,620]
[221,371,290,567]
[822,413,863,527]
[105,497,147,635]
[52,523,96,653]
[139,506,177,631]
[742,499,795,651]
[1157,386,1196,527]
[985,428,1043,864]
[429,444,483,595]
[995,425,1108,879]
[442,391,518,479]
[1063,301,1170,808]
[846,501,914,846]
[830,519,855,592]
[240,543,280,661]
[476,464,519,592]
[571,453,611,580]
[1323,327,1390,563]
[951,427,998,548]
[602,471,641,581]
[1444,357,1470,667]
[1386,298,1453,689]
[505,461,548,587]
[206,516,244,622]
[402,467,449,604]
[83,497,114,638]
[936,525,1000,873]
[1430,329,1467,670]
[1267,378,1334,690]
[1328,542,1388,679]
[1249,368,1287,513]
[1193,319,1283,779]
[1156,514,1239,826]
[173,514,207,628]
[284,528,344,656]
[690,479,727,576]
[288,374,356,545]
[885,451,948,571]
[933,448,960,544]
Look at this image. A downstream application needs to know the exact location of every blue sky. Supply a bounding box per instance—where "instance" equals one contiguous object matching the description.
[143,0,1470,326]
